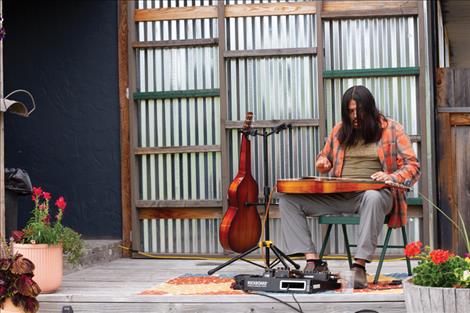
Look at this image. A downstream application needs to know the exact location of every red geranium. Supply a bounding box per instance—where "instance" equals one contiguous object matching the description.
[404,241,423,258]
[429,249,451,265]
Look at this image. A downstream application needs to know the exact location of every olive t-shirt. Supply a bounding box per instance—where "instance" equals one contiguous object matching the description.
[342,140,382,179]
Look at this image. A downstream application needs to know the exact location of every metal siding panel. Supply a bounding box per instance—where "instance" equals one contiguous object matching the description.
[151,219,157,253]
[227,56,318,121]
[176,219,182,253]
[143,219,149,252]
[229,127,320,190]
[325,77,419,136]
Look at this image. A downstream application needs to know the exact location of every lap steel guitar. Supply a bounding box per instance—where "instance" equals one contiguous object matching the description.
[277,176,411,194]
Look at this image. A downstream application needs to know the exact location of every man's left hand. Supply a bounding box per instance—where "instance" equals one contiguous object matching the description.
[371,171,392,182]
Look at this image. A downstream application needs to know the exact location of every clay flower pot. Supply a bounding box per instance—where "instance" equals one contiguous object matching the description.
[13,243,63,294]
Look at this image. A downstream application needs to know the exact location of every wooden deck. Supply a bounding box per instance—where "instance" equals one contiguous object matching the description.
[38,258,416,313]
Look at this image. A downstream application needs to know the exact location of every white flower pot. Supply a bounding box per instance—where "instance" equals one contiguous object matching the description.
[403,277,470,313]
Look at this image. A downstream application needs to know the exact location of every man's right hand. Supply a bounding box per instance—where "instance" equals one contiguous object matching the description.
[315,155,332,173]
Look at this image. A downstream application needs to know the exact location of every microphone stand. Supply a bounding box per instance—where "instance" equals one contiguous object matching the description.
[208,123,299,275]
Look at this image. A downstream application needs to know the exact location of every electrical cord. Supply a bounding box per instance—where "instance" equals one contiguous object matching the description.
[119,245,410,262]
[245,290,303,313]
[290,292,303,313]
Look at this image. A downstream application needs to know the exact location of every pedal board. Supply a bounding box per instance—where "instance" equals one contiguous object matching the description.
[233,268,341,294]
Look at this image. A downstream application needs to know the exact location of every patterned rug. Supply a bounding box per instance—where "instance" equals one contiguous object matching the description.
[139,273,407,296]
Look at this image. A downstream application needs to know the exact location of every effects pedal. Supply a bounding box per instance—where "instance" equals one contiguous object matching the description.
[233,267,341,293]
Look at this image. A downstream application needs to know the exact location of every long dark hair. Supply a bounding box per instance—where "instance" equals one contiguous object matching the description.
[337,85,386,147]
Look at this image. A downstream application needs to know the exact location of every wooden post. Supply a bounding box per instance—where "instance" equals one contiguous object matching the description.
[218,2,229,214]
[316,1,326,145]
[0,0,4,238]
[127,0,140,255]
[119,0,132,257]
[418,0,433,248]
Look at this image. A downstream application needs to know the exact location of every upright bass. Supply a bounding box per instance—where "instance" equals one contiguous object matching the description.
[219,112,261,253]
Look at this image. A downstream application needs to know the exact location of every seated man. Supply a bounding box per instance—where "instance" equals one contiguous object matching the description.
[279,85,420,289]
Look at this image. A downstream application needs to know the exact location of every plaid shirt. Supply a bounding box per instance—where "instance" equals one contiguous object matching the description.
[319,118,420,228]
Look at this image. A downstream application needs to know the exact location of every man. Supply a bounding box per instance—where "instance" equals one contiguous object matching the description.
[279,85,420,288]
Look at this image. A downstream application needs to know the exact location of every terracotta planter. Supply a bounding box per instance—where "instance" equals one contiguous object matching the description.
[13,243,63,294]
[0,298,25,313]
[403,277,470,313]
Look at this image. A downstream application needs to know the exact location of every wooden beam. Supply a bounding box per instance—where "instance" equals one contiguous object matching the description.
[135,1,416,22]
[135,6,217,22]
[132,38,218,49]
[139,207,222,220]
[224,47,317,59]
[450,113,470,126]
[437,107,470,113]
[127,0,142,255]
[134,2,317,22]
[417,0,432,248]
[316,0,326,153]
[224,2,316,18]
[225,119,319,129]
[436,68,451,107]
[218,2,229,215]
[136,200,222,208]
[322,0,418,19]
[119,0,131,257]
[135,145,221,155]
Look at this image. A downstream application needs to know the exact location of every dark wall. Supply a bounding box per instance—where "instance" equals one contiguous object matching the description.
[3,0,121,238]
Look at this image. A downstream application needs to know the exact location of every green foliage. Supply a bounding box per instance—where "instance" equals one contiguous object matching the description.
[60,227,85,266]
[413,256,469,288]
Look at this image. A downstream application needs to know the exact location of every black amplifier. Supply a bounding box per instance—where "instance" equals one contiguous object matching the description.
[233,268,341,294]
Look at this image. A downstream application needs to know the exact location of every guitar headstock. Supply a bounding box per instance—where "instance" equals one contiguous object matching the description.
[242,112,254,133]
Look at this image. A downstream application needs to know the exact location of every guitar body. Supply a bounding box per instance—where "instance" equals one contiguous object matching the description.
[219,174,260,253]
[219,113,262,253]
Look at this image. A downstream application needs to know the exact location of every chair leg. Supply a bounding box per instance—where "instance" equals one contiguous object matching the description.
[401,225,412,276]
[374,227,392,284]
[319,225,333,259]
[342,224,353,268]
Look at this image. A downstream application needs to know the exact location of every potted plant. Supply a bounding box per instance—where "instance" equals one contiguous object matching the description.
[0,238,40,313]
[11,187,85,293]
[403,242,470,312]
[403,194,470,313]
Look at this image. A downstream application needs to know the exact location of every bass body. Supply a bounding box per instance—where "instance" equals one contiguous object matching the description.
[219,113,261,253]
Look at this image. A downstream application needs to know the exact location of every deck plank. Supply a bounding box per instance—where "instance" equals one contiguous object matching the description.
[37,258,415,312]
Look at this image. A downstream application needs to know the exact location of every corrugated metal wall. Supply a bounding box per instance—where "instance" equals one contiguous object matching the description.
[226,8,319,191]
[324,17,418,133]
[133,0,423,255]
